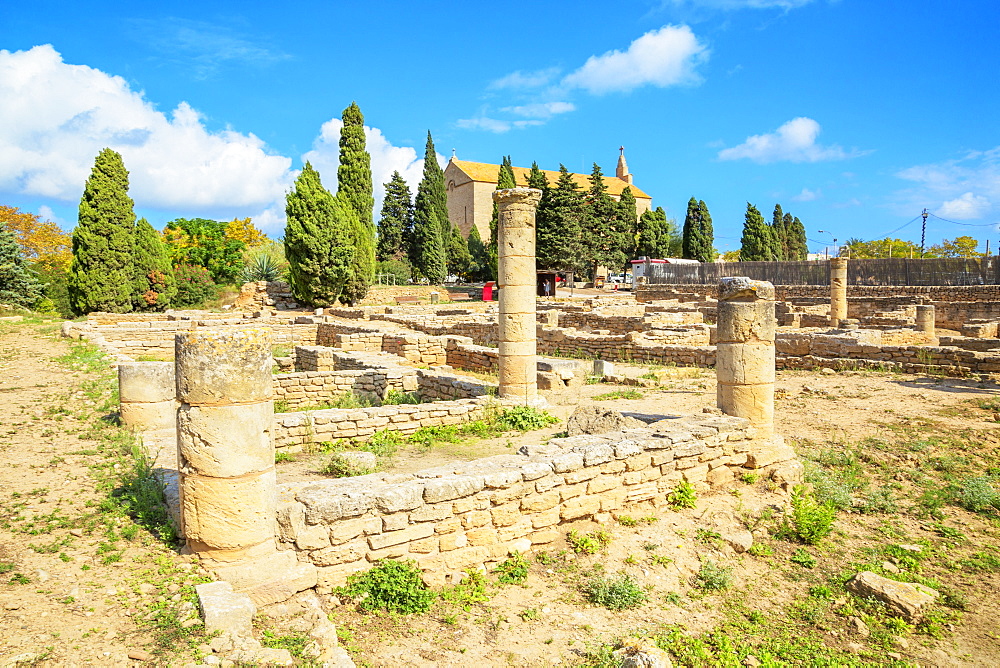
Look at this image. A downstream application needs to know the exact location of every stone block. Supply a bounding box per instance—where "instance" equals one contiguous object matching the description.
[531,507,561,529]
[365,544,408,561]
[552,452,585,473]
[563,467,600,485]
[560,495,601,520]
[559,482,588,501]
[845,572,938,621]
[444,546,491,570]
[520,491,559,512]
[529,528,561,544]
[311,542,366,567]
[367,523,435,551]
[440,532,469,552]
[410,503,453,523]
[196,581,255,637]
[461,510,493,529]
[466,528,499,546]
[587,475,619,495]
[424,476,484,503]
[182,470,276,551]
[745,440,797,469]
[375,483,425,513]
[295,524,331,551]
[490,503,523,527]
[382,513,409,532]
[177,404,273,478]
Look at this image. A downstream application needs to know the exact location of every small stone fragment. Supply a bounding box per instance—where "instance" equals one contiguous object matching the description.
[845,571,938,621]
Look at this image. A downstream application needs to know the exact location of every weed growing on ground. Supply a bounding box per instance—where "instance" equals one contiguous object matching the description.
[956,475,999,513]
[274,451,295,464]
[583,572,648,610]
[666,480,698,510]
[320,452,376,478]
[593,389,644,401]
[336,559,435,614]
[260,630,310,658]
[781,485,836,544]
[568,529,613,555]
[695,560,732,590]
[493,405,559,431]
[440,569,491,609]
[494,552,530,585]
[790,548,817,568]
[382,389,423,405]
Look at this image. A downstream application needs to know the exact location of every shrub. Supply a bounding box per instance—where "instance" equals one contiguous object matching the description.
[172,263,218,308]
[790,549,816,568]
[364,430,405,457]
[440,569,490,607]
[695,560,732,590]
[382,389,422,405]
[568,529,612,555]
[336,559,434,614]
[320,452,375,478]
[584,572,647,610]
[238,252,282,283]
[494,405,559,431]
[788,484,836,544]
[666,480,698,510]
[376,258,412,285]
[494,552,530,586]
[956,475,999,513]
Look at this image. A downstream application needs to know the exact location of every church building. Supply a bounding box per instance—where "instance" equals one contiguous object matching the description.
[442,150,653,242]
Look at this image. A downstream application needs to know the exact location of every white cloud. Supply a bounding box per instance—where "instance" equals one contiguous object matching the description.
[937,192,991,220]
[301,118,429,212]
[791,187,820,202]
[488,68,559,90]
[561,25,709,94]
[455,116,544,134]
[895,147,1000,220]
[0,45,294,225]
[500,102,576,118]
[718,117,863,163]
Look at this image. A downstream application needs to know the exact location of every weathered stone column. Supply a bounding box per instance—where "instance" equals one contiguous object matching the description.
[119,362,176,431]
[830,257,848,328]
[494,187,543,403]
[915,304,936,339]
[716,277,775,437]
[175,328,315,604]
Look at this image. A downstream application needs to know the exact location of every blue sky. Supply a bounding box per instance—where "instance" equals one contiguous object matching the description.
[1,0,998,256]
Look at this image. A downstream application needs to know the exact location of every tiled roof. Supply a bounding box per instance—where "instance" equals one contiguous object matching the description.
[448,159,651,200]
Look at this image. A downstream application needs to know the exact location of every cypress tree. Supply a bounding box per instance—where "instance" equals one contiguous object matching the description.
[636,207,678,259]
[133,217,176,311]
[69,148,136,315]
[0,219,43,309]
[338,102,375,304]
[447,226,472,278]
[411,136,447,283]
[791,216,808,260]
[740,203,774,261]
[487,156,517,281]
[536,165,584,273]
[376,171,413,261]
[697,200,715,262]
[772,204,787,260]
[284,162,355,306]
[467,225,488,281]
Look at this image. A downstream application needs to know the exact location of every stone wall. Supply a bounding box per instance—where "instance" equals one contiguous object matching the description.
[272,369,418,410]
[272,397,492,451]
[233,281,300,311]
[275,415,754,587]
[637,283,1000,303]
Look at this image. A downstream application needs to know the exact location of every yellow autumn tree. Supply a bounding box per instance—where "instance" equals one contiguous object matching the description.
[224,217,268,248]
[0,205,71,271]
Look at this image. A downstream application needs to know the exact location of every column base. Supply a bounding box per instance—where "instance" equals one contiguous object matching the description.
[208,549,317,607]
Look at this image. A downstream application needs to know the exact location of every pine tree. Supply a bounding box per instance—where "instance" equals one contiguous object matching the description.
[636,207,679,259]
[446,226,472,278]
[536,165,584,272]
[68,148,136,315]
[132,218,176,311]
[772,204,787,260]
[284,163,355,306]
[376,171,413,261]
[791,216,808,260]
[582,163,632,278]
[0,219,43,309]
[740,203,775,261]
[338,102,375,304]
[613,186,638,269]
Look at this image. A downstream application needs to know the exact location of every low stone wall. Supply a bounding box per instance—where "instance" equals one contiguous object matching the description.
[273,368,418,410]
[638,283,1000,303]
[233,281,300,311]
[273,397,492,451]
[275,415,755,587]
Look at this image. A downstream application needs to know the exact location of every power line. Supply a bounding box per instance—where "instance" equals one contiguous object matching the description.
[927,212,997,227]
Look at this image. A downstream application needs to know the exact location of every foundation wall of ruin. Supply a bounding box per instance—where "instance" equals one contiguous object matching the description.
[82,321,318,358]
[276,416,753,587]
[273,369,416,410]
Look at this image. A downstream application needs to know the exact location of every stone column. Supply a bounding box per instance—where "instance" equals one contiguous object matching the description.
[494,187,543,403]
[175,328,315,604]
[829,257,848,328]
[119,362,176,431]
[915,304,936,340]
[716,277,776,438]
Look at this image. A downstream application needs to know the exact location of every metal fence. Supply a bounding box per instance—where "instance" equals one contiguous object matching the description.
[645,257,1000,286]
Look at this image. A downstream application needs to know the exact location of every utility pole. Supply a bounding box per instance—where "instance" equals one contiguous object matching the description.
[920,208,929,257]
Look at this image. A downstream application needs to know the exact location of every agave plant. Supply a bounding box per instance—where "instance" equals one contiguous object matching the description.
[239,253,282,283]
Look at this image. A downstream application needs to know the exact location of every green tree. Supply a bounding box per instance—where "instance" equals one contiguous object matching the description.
[740,203,775,261]
[466,225,488,281]
[284,162,356,306]
[928,235,985,258]
[487,156,517,281]
[163,218,246,284]
[771,204,787,260]
[69,148,136,314]
[581,163,626,278]
[843,237,921,259]
[536,165,584,273]
[377,171,413,261]
[0,219,43,309]
[636,206,680,259]
[789,215,808,260]
[338,102,375,304]
[132,217,176,311]
[410,132,448,283]
[681,197,714,263]
[447,226,472,278]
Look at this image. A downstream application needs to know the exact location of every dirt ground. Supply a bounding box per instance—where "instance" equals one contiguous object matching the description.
[2,319,1000,666]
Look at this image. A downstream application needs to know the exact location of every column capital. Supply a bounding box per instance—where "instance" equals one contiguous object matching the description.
[718,277,775,302]
[493,187,542,207]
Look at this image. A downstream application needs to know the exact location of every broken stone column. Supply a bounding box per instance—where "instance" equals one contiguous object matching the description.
[915,304,936,340]
[118,362,176,431]
[494,187,543,403]
[175,328,315,605]
[829,257,848,328]
[716,277,775,438]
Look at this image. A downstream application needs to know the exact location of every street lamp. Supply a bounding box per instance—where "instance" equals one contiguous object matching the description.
[817,230,838,258]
